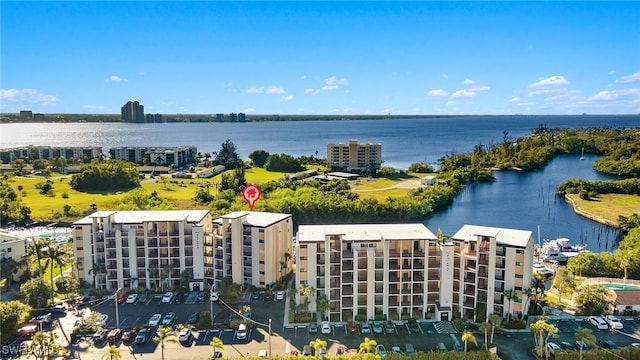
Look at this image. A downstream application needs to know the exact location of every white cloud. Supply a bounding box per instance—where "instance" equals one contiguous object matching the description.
[427,89,449,97]
[0,88,58,105]
[528,87,569,97]
[304,88,316,94]
[451,89,477,98]
[266,86,285,95]
[324,76,349,86]
[243,108,256,113]
[83,105,105,110]
[608,70,616,75]
[322,85,339,91]
[246,87,264,94]
[107,75,127,82]
[529,75,568,88]
[440,74,448,78]
[589,88,640,101]
[509,97,522,103]
[463,79,476,85]
[469,85,490,92]
[445,101,457,106]
[281,95,294,102]
[615,72,640,83]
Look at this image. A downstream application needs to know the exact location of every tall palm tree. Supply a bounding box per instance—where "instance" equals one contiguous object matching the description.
[358,337,377,354]
[209,336,224,356]
[461,330,477,352]
[89,262,107,289]
[101,345,122,360]
[488,313,501,344]
[310,338,327,358]
[575,327,596,360]
[479,322,492,350]
[44,245,69,304]
[27,237,52,278]
[153,325,177,360]
[531,277,546,309]
[503,289,517,320]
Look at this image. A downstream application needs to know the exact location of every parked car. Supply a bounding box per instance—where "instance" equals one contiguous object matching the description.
[560,342,572,350]
[43,305,66,316]
[116,292,127,303]
[631,343,640,348]
[275,291,285,300]
[30,313,52,325]
[178,328,192,342]
[148,313,162,326]
[162,312,176,325]
[121,329,135,343]
[598,339,617,349]
[408,319,421,333]
[589,316,608,330]
[161,292,174,303]
[187,312,200,325]
[603,315,623,330]
[135,328,150,344]
[210,291,219,302]
[15,324,39,337]
[321,321,331,335]
[546,342,560,356]
[574,340,590,351]
[391,346,402,354]
[126,293,139,304]
[437,343,448,352]
[376,345,387,357]
[360,322,371,334]
[264,291,273,301]
[92,329,108,344]
[237,323,248,340]
[372,321,383,334]
[347,320,358,333]
[251,292,260,301]
[385,320,396,334]
[308,323,318,334]
[107,328,122,344]
[405,344,415,354]
[138,291,150,303]
[302,345,313,356]
[100,314,109,326]
[211,351,223,359]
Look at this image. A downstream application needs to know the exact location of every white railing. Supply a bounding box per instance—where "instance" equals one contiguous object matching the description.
[580,277,640,287]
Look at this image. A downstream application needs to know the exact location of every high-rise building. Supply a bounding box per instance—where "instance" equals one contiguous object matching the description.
[327,140,382,172]
[121,101,145,123]
[109,146,196,167]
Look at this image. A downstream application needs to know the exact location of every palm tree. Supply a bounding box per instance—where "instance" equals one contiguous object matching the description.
[28,331,58,360]
[310,338,327,358]
[209,336,224,356]
[44,245,69,304]
[461,330,477,352]
[479,322,492,350]
[488,313,501,344]
[89,262,107,289]
[153,326,177,360]
[522,287,533,314]
[503,289,517,320]
[358,337,377,354]
[101,345,122,360]
[575,327,596,360]
[531,276,546,309]
[27,237,52,278]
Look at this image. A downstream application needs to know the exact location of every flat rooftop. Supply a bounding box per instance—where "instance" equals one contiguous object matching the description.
[452,224,532,248]
[298,223,436,242]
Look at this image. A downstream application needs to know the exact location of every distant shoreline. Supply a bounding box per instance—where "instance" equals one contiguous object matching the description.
[1,113,637,124]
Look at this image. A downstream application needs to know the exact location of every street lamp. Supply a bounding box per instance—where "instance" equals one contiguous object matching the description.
[210,284,215,326]
[114,287,122,329]
[268,318,272,360]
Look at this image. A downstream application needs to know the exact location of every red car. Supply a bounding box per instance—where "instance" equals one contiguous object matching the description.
[347,321,358,333]
[116,292,127,303]
[15,324,39,337]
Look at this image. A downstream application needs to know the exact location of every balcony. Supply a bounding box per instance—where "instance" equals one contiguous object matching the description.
[464,287,475,296]
[388,249,400,258]
[342,274,353,283]
[342,249,353,258]
[464,274,476,283]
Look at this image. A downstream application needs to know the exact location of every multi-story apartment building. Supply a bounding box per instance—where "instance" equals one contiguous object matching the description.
[0,146,102,164]
[450,225,534,321]
[295,224,442,322]
[73,210,213,292]
[0,232,28,281]
[108,146,196,168]
[121,101,145,122]
[295,223,533,322]
[210,211,293,289]
[326,140,382,172]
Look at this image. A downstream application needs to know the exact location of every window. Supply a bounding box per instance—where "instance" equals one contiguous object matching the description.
[429,242,435,247]
[516,249,524,254]
[300,268,307,273]
[259,239,265,244]
[259,260,265,264]
[300,244,308,249]
[515,261,522,266]
[259,229,264,233]
[515,274,523,279]
[300,256,307,260]
[7,248,11,253]
[259,271,265,275]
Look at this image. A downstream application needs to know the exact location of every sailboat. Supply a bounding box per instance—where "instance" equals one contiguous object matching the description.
[580,147,585,160]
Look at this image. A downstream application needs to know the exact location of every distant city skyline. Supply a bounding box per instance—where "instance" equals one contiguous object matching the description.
[1,1,639,115]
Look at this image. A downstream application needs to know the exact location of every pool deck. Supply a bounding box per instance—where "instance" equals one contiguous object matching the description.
[580,277,640,290]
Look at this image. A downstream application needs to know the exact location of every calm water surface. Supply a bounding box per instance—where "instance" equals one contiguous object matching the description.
[2,115,637,250]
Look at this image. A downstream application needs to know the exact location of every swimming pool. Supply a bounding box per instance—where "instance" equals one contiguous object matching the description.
[601,283,640,291]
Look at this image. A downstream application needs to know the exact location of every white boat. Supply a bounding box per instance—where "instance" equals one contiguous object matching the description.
[536,238,588,264]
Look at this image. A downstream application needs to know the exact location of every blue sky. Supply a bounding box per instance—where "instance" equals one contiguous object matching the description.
[1,1,639,115]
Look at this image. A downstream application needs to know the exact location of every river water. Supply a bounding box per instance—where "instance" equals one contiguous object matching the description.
[2,115,636,250]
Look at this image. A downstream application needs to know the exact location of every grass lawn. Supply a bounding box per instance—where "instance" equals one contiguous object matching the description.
[568,193,640,225]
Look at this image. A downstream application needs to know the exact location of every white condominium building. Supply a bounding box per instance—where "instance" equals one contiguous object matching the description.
[295,224,442,322]
[73,210,213,292]
[211,211,293,289]
[326,140,382,171]
[451,225,534,321]
[295,223,534,322]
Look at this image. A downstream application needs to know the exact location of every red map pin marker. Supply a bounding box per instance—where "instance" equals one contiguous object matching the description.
[242,184,261,210]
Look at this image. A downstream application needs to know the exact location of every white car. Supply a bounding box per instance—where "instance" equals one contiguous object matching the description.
[162,312,176,325]
[210,291,219,302]
[125,294,138,304]
[589,316,608,330]
[275,291,285,300]
[237,323,248,340]
[148,313,162,326]
[546,342,560,356]
[161,292,174,303]
[603,315,623,330]
[100,314,109,326]
[178,328,192,342]
[321,321,331,335]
